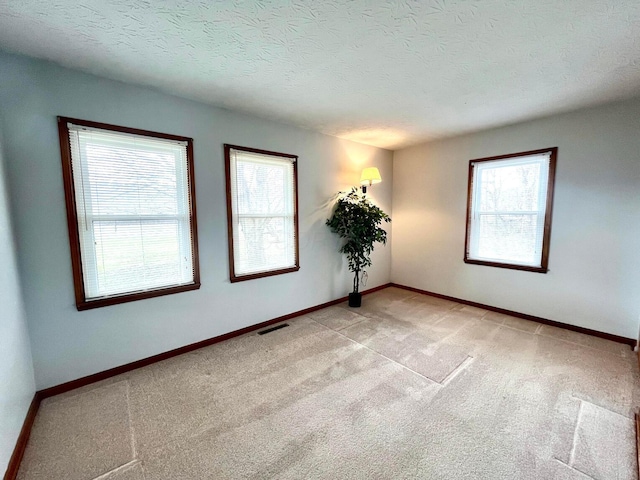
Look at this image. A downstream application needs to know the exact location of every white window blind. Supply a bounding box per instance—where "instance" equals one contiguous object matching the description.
[67,123,196,300]
[468,152,552,268]
[227,147,297,279]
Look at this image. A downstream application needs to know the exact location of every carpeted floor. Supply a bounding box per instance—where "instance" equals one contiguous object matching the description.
[17,287,640,479]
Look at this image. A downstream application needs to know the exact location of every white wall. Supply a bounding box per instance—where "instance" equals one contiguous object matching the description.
[0,52,393,390]
[0,130,36,475]
[392,99,640,339]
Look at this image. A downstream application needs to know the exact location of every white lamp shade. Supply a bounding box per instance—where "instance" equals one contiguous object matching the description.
[360,167,382,186]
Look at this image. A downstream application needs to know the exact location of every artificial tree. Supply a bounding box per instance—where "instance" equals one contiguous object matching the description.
[326,187,391,307]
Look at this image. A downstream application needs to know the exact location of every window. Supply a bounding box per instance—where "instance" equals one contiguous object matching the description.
[464,147,557,273]
[224,144,299,282]
[58,117,200,310]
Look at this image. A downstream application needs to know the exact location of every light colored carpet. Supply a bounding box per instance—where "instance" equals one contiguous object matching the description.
[17,287,640,479]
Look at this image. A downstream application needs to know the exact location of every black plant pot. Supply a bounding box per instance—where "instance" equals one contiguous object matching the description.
[348,292,362,308]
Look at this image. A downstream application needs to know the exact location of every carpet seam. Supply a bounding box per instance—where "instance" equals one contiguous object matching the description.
[311,318,473,386]
[570,396,634,421]
[312,301,479,385]
[334,317,368,332]
[535,332,626,358]
[391,284,635,348]
[553,458,597,479]
[440,356,474,386]
[568,400,584,467]
[12,285,637,480]
[496,323,538,335]
[90,460,141,480]
[125,381,138,460]
[469,308,625,357]
[309,319,439,385]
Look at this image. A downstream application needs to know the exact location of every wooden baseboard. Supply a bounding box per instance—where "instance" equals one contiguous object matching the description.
[9,281,632,479]
[38,283,391,398]
[390,283,636,348]
[3,394,41,480]
[4,283,390,479]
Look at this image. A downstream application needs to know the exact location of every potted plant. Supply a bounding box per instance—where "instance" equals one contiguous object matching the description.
[326,187,391,307]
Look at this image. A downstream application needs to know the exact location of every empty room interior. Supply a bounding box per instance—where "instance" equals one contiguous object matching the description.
[1,1,640,479]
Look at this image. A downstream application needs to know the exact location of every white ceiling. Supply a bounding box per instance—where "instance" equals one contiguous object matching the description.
[1,1,639,150]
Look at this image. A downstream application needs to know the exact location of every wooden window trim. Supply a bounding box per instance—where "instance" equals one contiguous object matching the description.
[463,147,557,273]
[224,144,300,283]
[58,116,201,310]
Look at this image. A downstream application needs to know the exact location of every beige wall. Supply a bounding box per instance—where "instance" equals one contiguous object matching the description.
[392,98,640,338]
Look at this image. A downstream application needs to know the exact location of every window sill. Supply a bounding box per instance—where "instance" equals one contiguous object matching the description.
[76,282,201,310]
[230,265,300,283]
[463,258,548,273]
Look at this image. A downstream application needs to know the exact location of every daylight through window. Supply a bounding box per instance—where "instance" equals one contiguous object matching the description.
[465,148,557,272]
[59,117,200,309]
[225,144,299,282]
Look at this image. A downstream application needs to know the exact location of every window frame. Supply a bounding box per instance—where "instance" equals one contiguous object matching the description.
[58,116,201,310]
[464,147,557,273]
[224,144,300,283]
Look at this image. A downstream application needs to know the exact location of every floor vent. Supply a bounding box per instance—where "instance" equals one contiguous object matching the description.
[258,323,289,335]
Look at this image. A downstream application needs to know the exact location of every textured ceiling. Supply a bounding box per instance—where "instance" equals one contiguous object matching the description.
[0,1,639,149]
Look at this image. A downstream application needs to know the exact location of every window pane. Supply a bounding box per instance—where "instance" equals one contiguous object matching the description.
[478,162,540,212]
[465,148,556,271]
[83,142,181,216]
[63,120,198,306]
[226,145,299,280]
[476,214,539,265]
[92,219,188,297]
[236,160,289,215]
[235,216,295,275]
